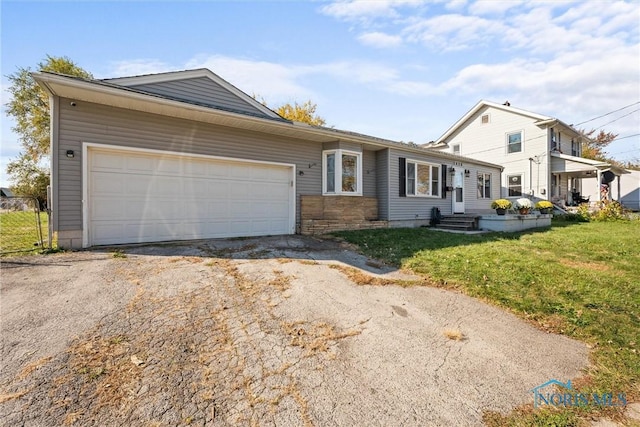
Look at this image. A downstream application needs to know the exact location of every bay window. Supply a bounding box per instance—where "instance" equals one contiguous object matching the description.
[323,150,362,195]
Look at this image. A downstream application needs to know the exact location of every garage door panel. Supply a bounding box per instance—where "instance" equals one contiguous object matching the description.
[126,155,155,173]
[93,152,125,171]
[89,148,293,245]
[92,172,125,194]
[92,197,125,220]
[183,160,208,177]
[156,158,181,174]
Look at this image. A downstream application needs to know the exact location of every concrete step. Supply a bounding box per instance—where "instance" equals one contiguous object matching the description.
[436,223,476,231]
[435,214,480,231]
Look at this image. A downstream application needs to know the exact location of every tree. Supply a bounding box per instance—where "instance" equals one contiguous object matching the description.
[5,55,92,205]
[579,129,618,162]
[276,100,326,126]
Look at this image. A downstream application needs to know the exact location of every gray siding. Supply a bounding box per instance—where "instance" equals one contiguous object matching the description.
[55,98,322,231]
[362,150,377,198]
[465,166,502,213]
[375,149,389,220]
[129,77,268,117]
[388,149,502,220]
[388,149,452,220]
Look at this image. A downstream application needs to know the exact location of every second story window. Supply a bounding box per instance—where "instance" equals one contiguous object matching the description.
[550,128,558,150]
[452,144,460,155]
[571,139,579,156]
[507,131,522,154]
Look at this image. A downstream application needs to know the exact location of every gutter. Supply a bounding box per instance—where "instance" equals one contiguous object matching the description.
[33,71,503,171]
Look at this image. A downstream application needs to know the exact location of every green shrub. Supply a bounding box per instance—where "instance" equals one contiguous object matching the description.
[591,200,626,221]
[552,213,588,222]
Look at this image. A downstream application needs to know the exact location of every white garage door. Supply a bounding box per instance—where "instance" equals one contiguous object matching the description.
[87,148,294,246]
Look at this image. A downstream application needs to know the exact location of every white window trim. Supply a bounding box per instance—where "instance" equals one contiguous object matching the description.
[477,172,491,199]
[406,159,440,198]
[506,130,523,154]
[507,174,523,197]
[322,149,362,196]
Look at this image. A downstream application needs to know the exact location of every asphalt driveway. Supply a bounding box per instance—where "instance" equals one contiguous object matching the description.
[1,236,589,426]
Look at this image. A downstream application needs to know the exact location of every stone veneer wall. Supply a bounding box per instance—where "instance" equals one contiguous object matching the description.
[300,195,388,234]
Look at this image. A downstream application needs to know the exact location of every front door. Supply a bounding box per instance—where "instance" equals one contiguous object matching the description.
[453,169,465,213]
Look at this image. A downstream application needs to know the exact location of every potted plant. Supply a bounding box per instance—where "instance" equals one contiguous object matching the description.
[535,200,553,214]
[491,199,512,215]
[514,198,533,214]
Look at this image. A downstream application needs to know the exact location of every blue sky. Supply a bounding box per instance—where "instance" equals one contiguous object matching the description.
[1,0,639,185]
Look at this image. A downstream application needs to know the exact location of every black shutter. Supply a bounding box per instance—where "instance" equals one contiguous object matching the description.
[399,157,406,197]
[441,164,447,199]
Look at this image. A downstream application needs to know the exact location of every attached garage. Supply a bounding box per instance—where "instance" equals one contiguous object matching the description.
[84,145,295,246]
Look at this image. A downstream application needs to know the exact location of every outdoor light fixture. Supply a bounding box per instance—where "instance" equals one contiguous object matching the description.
[66,150,74,158]
[448,167,456,174]
[464,169,470,177]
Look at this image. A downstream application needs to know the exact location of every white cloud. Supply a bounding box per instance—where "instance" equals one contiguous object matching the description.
[107,59,175,78]
[444,0,467,12]
[184,55,314,104]
[358,31,403,48]
[468,0,524,16]
[439,43,640,132]
[320,0,424,22]
[403,14,507,51]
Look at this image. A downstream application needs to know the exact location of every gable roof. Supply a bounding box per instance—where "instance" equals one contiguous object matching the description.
[103,68,281,119]
[32,69,502,170]
[433,100,583,146]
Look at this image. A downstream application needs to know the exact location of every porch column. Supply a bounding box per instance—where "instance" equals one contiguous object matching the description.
[616,175,621,202]
[596,170,602,202]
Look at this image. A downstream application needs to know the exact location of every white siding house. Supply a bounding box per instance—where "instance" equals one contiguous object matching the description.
[428,101,630,207]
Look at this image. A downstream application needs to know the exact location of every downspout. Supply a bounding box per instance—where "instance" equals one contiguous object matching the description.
[49,95,59,247]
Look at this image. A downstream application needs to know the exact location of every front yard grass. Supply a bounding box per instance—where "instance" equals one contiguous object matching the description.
[333,220,639,426]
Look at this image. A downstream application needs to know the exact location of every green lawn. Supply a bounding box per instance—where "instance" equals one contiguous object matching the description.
[0,210,49,255]
[334,220,640,425]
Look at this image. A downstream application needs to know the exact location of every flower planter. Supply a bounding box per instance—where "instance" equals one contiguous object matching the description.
[496,208,507,216]
[518,208,530,215]
[539,208,551,214]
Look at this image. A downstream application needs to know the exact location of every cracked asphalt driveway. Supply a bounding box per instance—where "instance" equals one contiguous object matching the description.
[1,235,589,426]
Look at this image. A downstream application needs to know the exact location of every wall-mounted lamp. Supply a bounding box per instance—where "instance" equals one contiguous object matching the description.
[66,150,75,158]
[448,167,456,175]
[464,169,470,177]
[298,170,304,176]
[308,162,317,168]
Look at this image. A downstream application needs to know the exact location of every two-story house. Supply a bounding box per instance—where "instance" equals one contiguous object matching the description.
[427,100,629,208]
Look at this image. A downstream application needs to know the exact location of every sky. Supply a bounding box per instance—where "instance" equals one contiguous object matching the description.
[1,0,639,185]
